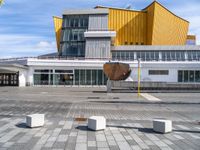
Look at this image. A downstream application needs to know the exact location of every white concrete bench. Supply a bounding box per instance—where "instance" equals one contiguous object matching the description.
[26,114,45,128]
[153,119,172,133]
[88,116,106,131]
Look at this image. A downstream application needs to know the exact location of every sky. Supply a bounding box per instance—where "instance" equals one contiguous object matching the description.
[0,0,200,58]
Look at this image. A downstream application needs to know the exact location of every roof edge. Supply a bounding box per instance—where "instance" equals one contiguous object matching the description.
[95,5,146,13]
[53,16,62,19]
[143,1,189,23]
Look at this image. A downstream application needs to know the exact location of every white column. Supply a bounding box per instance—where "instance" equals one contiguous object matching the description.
[19,71,26,87]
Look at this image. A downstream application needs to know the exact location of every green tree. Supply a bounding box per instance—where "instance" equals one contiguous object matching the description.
[0,0,4,6]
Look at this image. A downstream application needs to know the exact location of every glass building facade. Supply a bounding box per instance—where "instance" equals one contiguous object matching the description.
[33,69,107,86]
[112,50,200,61]
[178,70,200,82]
[60,15,89,57]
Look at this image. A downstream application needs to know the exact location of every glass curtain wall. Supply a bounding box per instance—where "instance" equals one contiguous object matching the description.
[178,70,200,82]
[74,69,107,85]
[53,70,73,85]
[34,69,107,86]
[112,51,159,61]
[60,15,88,57]
[112,51,200,61]
[34,70,53,85]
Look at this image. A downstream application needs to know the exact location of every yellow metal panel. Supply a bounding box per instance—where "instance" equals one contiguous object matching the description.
[96,2,189,46]
[145,2,189,45]
[186,35,196,44]
[107,8,147,46]
[187,35,196,40]
[145,2,155,45]
[53,16,63,52]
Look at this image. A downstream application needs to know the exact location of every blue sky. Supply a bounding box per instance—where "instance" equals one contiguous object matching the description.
[0,0,200,58]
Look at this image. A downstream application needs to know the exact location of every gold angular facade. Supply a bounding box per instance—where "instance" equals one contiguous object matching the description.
[53,16,63,53]
[97,1,189,46]
[106,8,147,46]
[145,2,189,45]
[54,1,192,51]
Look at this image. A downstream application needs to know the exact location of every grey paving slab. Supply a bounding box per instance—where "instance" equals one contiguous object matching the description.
[0,87,200,150]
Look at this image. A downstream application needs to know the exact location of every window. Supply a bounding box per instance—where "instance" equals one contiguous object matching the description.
[189,70,195,82]
[55,70,73,74]
[60,15,88,57]
[195,71,200,82]
[149,70,169,75]
[178,71,183,82]
[141,52,145,61]
[34,70,53,73]
[178,70,200,83]
[184,71,189,82]
[130,52,134,60]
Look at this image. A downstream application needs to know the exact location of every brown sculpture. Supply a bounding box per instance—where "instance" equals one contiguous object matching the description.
[103,62,131,81]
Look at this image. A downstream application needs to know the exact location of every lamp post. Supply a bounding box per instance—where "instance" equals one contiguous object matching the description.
[138,58,141,97]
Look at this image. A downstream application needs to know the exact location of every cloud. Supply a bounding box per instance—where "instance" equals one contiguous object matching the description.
[169,1,200,45]
[0,34,56,58]
[0,0,199,59]
[35,41,56,51]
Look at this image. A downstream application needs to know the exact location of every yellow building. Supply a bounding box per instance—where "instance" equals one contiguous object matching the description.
[54,1,196,52]
[96,1,191,46]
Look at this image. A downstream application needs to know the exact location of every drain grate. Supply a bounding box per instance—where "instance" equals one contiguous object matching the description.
[113,97,119,99]
[75,117,87,122]
[87,97,100,99]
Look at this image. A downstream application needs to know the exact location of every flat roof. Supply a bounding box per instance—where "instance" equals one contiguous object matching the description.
[0,63,28,69]
[63,8,109,15]
[112,45,200,51]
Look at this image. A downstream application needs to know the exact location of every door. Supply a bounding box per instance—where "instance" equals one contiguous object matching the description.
[0,73,19,86]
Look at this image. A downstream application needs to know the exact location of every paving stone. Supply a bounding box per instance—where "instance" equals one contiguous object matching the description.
[96,134,106,142]
[88,141,96,147]
[52,142,66,149]
[153,140,168,147]
[107,140,117,146]
[148,145,161,150]
[2,142,14,148]
[57,134,68,142]
[162,139,174,145]
[97,141,108,148]
[126,139,137,145]
[131,145,142,150]
[0,89,200,150]
[117,141,132,150]
[75,143,87,150]
[88,147,97,150]
[113,134,126,141]
[109,146,120,150]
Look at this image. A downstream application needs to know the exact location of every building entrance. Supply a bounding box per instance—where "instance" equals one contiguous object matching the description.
[0,73,19,86]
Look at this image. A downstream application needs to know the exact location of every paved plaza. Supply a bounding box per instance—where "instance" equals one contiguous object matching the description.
[0,87,199,150]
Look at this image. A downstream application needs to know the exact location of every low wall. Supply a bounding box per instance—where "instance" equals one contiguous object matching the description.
[107,80,200,92]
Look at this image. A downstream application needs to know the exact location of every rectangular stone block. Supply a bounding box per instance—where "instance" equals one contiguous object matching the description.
[153,119,172,133]
[88,116,106,131]
[26,114,45,128]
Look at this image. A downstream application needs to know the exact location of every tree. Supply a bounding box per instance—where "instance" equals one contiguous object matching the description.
[0,0,4,6]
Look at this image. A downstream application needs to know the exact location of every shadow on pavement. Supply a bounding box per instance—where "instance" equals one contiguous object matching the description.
[76,124,200,134]
[75,125,92,131]
[89,101,200,105]
[173,129,200,134]
[15,123,29,129]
